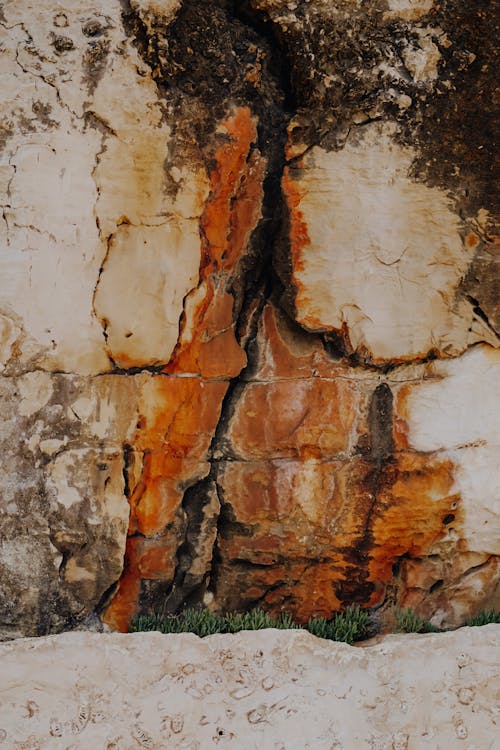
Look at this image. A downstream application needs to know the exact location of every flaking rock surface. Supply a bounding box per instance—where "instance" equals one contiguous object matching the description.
[0,0,498,636]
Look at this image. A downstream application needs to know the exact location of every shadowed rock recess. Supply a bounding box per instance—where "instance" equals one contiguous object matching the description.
[0,0,498,637]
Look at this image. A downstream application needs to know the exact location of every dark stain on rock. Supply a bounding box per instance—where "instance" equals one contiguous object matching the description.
[406,0,498,216]
[51,34,75,53]
[459,239,500,337]
[250,0,497,217]
[369,383,394,464]
[31,100,58,129]
[82,19,105,37]
[83,38,111,92]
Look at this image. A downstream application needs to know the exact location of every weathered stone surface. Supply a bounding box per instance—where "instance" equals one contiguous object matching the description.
[0,627,499,748]
[283,123,497,362]
[213,307,499,626]
[0,0,498,636]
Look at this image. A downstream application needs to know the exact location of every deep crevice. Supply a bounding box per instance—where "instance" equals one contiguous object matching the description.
[113,0,295,619]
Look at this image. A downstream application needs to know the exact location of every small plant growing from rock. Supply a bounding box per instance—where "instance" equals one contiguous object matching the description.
[130,605,371,643]
[130,608,226,637]
[466,610,500,626]
[130,605,500,641]
[306,604,372,644]
[225,609,297,633]
[393,607,441,634]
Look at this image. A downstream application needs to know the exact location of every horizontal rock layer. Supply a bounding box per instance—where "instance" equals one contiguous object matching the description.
[0,627,499,749]
[0,0,498,636]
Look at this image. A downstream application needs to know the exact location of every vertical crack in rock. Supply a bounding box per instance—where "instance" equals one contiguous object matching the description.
[101,0,294,628]
[155,0,296,617]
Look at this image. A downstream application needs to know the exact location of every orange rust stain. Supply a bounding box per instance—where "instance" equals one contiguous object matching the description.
[166,107,263,378]
[102,537,141,632]
[129,534,179,580]
[128,378,228,537]
[214,448,461,620]
[393,383,413,450]
[367,454,459,604]
[282,166,310,277]
[200,107,263,275]
[105,107,266,631]
[264,563,343,621]
[102,534,178,632]
[104,377,229,629]
[254,303,363,382]
[128,452,185,536]
[465,231,480,249]
[229,378,358,460]
[133,377,229,455]
[167,282,246,378]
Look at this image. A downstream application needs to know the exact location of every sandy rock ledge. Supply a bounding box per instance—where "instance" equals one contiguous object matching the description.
[1,626,499,749]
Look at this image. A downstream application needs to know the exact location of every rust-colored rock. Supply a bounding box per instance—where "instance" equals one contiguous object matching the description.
[104,107,265,630]
[214,452,458,622]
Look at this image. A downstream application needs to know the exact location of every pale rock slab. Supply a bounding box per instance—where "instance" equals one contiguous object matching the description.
[0,627,499,749]
[0,372,144,636]
[0,0,205,375]
[285,122,497,362]
[93,223,201,368]
[399,345,500,557]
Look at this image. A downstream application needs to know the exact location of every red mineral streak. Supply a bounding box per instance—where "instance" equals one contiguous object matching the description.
[104,107,265,631]
[214,452,461,622]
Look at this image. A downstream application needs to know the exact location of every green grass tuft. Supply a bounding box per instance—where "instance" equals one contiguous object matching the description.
[130,604,499,642]
[307,604,372,644]
[130,605,370,643]
[466,610,500,626]
[393,607,441,634]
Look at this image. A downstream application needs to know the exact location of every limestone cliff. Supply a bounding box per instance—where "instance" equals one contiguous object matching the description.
[0,0,498,637]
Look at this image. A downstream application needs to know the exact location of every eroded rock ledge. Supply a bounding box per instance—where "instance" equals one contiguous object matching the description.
[0,0,498,637]
[1,626,499,749]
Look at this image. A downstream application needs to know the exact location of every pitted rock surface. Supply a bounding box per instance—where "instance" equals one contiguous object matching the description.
[0,627,499,749]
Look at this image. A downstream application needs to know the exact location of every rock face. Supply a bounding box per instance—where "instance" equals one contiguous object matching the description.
[0,627,499,748]
[0,0,498,636]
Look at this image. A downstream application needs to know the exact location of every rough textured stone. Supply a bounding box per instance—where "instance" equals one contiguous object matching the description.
[0,0,498,636]
[283,123,497,362]
[0,627,499,749]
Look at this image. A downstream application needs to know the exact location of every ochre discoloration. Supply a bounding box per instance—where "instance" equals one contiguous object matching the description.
[367,454,459,600]
[214,453,460,620]
[128,378,229,536]
[104,107,265,630]
[211,301,468,622]
[229,378,361,460]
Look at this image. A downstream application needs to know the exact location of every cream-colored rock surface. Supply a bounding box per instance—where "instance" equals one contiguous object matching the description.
[0,0,206,375]
[284,122,498,363]
[0,627,499,749]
